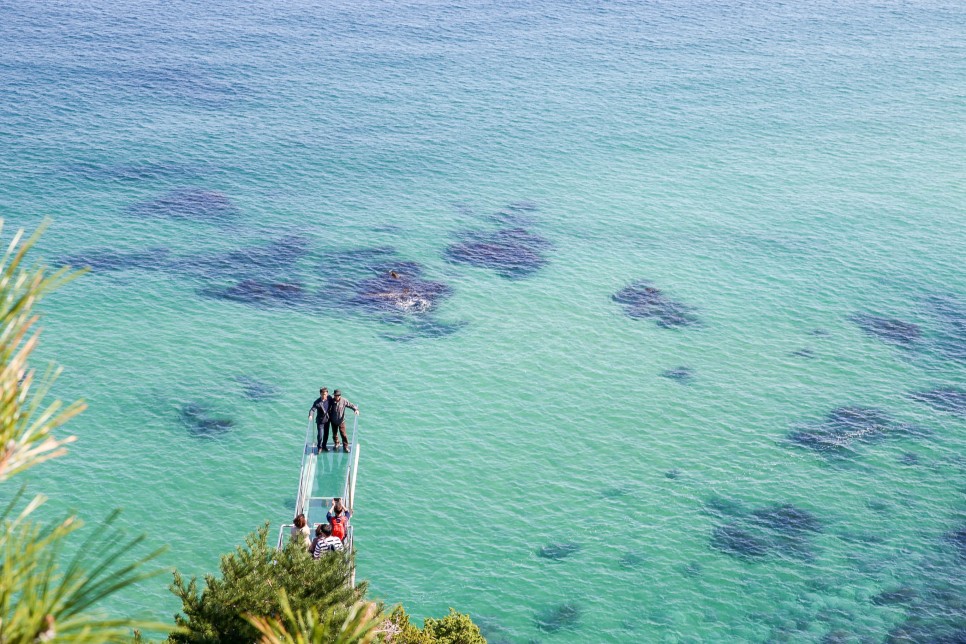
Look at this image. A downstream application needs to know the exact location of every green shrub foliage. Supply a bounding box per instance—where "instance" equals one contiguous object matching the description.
[169,523,366,643]
[385,606,486,644]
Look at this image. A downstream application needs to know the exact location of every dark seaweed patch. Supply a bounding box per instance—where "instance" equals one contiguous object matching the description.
[850,313,921,345]
[751,503,822,534]
[317,247,461,337]
[709,501,821,562]
[235,376,280,401]
[601,486,632,498]
[618,550,646,569]
[349,270,452,316]
[445,227,551,279]
[886,618,966,643]
[129,188,240,221]
[910,387,966,416]
[711,524,772,559]
[661,366,694,384]
[613,281,699,328]
[944,524,966,561]
[200,279,305,307]
[179,402,234,437]
[788,406,926,456]
[179,235,309,281]
[704,495,746,518]
[665,468,682,479]
[59,248,172,272]
[898,452,920,466]
[535,603,581,632]
[537,543,581,560]
[681,562,703,577]
[872,586,918,606]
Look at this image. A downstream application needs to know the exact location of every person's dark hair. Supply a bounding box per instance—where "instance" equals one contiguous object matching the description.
[321,523,333,536]
[332,499,345,515]
[294,513,306,529]
[315,524,325,537]
[320,387,327,394]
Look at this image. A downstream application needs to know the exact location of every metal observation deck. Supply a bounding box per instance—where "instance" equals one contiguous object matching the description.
[277,414,360,582]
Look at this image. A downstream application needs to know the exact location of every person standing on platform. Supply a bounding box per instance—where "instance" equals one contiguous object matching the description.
[329,390,359,453]
[308,387,334,452]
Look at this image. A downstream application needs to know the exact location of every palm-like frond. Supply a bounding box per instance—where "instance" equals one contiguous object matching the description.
[0,219,86,482]
[245,590,384,644]
[0,220,169,642]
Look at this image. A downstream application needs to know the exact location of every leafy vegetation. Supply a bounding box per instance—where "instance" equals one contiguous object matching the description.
[0,220,166,642]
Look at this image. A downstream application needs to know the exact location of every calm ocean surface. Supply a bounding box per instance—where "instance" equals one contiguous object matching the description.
[2,0,965,641]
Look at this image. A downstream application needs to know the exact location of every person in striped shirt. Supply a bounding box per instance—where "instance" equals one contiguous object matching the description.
[311,523,344,559]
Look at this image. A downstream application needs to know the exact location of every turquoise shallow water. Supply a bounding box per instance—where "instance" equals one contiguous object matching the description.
[2,0,966,641]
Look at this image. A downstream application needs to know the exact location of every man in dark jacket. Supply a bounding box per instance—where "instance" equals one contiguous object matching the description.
[308,388,333,452]
[329,389,359,453]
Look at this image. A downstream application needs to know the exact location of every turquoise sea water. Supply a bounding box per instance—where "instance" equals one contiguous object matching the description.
[2,0,966,641]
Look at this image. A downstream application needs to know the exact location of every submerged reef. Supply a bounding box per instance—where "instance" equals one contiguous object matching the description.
[319,247,461,339]
[787,406,928,456]
[235,376,281,401]
[445,227,551,279]
[661,366,694,384]
[178,402,234,437]
[707,498,822,561]
[60,247,172,272]
[612,281,699,328]
[910,387,966,416]
[926,295,966,363]
[200,279,306,307]
[850,313,921,345]
[537,543,581,560]
[180,235,310,281]
[349,268,452,316]
[129,188,240,221]
[535,603,581,632]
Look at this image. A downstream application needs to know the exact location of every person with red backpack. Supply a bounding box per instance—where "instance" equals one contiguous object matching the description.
[327,498,352,542]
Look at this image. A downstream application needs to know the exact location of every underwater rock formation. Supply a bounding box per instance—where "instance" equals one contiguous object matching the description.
[850,313,921,345]
[179,402,234,437]
[871,586,918,606]
[617,550,646,569]
[535,603,581,632]
[200,279,305,307]
[349,269,452,315]
[130,188,240,221]
[445,227,551,279]
[711,524,772,559]
[661,367,694,383]
[60,247,172,272]
[751,503,822,535]
[613,281,699,328]
[910,387,966,416]
[180,235,309,281]
[235,376,281,401]
[537,543,581,560]
[788,406,927,456]
[708,500,822,562]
